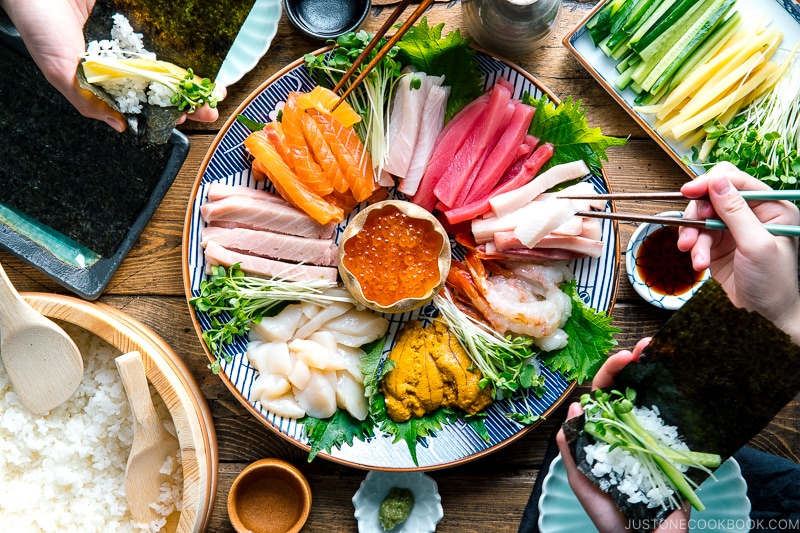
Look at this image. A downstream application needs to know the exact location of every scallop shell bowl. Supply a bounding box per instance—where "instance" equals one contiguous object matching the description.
[22,293,217,533]
[337,200,451,314]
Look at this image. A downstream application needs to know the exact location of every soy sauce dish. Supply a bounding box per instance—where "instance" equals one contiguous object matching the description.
[625,211,710,310]
[283,0,370,41]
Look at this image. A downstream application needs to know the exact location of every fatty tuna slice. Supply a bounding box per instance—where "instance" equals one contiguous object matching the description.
[204,241,339,282]
[201,226,338,266]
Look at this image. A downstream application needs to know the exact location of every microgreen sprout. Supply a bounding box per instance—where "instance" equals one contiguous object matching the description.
[581,388,721,511]
[189,264,356,373]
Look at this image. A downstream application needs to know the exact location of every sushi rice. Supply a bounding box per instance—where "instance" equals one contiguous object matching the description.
[583,405,692,509]
[84,14,175,114]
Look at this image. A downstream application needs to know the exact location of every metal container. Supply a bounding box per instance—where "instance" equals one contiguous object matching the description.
[461,0,562,57]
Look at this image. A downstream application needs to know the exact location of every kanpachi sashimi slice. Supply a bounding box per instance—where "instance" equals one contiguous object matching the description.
[244,131,344,225]
[308,109,378,203]
[295,85,361,128]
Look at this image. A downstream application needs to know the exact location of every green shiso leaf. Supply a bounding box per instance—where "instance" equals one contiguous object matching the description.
[396,17,484,122]
[540,280,620,383]
[303,410,376,462]
[524,94,628,172]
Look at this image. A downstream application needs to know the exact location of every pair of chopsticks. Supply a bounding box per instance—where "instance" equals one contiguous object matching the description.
[562,190,800,237]
[330,0,435,110]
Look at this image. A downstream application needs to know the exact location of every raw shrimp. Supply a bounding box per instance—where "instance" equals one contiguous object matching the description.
[447,252,572,351]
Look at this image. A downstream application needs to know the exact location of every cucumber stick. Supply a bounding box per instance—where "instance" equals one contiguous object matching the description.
[628,0,680,46]
[630,0,703,55]
[641,0,737,94]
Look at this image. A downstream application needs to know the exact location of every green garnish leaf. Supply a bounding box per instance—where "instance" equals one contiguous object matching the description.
[359,336,389,400]
[303,409,376,462]
[236,114,266,131]
[525,94,628,172]
[539,280,619,383]
[395,17,484,121]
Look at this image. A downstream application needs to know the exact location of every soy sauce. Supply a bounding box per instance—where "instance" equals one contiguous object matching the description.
[292,0,363,36]
[636,226,704,296]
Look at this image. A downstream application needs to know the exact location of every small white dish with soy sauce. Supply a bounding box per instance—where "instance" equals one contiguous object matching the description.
[626,211,710,310]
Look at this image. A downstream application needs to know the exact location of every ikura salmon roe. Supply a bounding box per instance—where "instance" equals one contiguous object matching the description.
[342,205,443,307]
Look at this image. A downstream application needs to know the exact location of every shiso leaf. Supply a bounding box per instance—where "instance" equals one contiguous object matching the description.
[302,409,375,462]
[395,17,484,122]
[524,94,628,173]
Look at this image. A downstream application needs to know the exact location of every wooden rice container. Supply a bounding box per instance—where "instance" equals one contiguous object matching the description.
[23,293,217,533]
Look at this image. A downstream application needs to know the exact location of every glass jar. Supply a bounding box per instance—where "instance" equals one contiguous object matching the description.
[461,0,563,57]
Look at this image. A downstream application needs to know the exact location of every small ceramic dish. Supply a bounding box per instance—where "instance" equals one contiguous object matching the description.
[283,0,370,41]
[227,458,312,533]
[352,471,443,533]
[625,211,710,310]
[338,200,451,314]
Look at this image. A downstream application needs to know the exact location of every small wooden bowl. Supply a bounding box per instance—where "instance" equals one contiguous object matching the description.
[338,200,451,314]
[23,293,217,533]
[227,458,312,533]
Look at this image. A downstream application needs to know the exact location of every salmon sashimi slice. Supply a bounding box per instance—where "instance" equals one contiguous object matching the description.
[301,113,350,194]
[308,109,377,203]
[281,93,335,197]
[296,85,361,128]
[244,131,344,225]
[260,123,295,171]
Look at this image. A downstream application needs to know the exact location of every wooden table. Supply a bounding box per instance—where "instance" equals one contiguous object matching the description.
[3,1,799,531]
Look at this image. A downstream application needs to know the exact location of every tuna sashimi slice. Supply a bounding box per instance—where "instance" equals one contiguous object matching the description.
[433,81,512,208]
[493,231,603,258]
[411,95,489,211]
[201,226,338,266]
[463,102,536,204]
[204,241,338,282]
[489,159,591,218]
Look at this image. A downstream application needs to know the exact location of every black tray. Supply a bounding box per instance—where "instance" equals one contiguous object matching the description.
[0,12,189,300]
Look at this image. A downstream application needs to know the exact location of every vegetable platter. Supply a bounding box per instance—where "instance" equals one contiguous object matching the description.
[563,0,800,181]
[183,36,621,470]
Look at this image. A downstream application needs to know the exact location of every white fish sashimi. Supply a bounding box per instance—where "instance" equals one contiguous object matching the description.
[335,371,369,421]
[251,373,292,401]
[384,72,430,178]
[249,303,304,343]
[294,370,338,419]
[399,83,450,196]
[260,393,305,419]
[323,309,390,347]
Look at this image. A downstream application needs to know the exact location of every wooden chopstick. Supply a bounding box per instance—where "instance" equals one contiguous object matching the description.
[562,190,800,201]
[331,0,435,110]
[576,210,800,237]
[332,0,413,94]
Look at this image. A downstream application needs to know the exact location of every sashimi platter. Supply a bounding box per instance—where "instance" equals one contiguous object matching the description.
[184,21,624,470]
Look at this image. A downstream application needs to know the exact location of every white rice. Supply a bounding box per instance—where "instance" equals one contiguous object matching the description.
[584,405,691,509]
[0,322,182,532]
[84,14,175,113]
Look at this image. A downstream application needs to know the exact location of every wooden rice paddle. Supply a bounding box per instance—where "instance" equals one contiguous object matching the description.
[0,262,84,414]
[116,350,180,526]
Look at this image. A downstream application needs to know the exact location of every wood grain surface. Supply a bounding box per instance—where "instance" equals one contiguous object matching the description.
[3,2,798,532]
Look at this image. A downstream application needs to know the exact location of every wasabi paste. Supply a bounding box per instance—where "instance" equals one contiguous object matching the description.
[378,487,415,530]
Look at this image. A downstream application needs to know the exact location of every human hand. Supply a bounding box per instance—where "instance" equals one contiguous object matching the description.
[555,339,691,533]
[677,162,800,344]
[2,0,223,132]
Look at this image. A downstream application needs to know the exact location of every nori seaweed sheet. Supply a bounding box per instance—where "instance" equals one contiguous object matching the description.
[0,41,172,257]
[563,279,800,532]
[86,0,257,80]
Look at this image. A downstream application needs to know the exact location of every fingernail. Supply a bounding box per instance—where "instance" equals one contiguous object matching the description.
[105,117,123,132]
[712,176,731,195]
